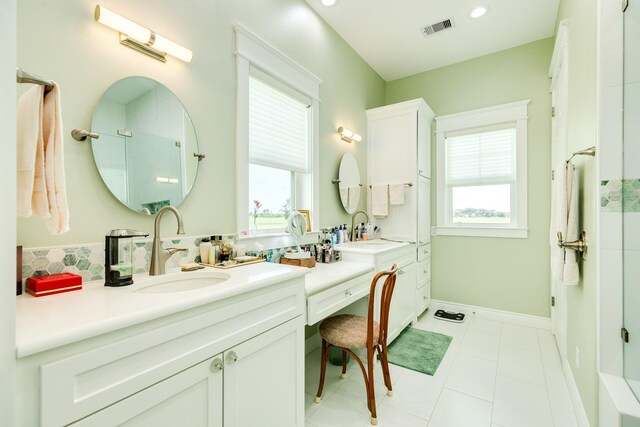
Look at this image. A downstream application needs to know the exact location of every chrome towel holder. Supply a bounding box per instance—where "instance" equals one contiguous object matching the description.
[557,231,588,260]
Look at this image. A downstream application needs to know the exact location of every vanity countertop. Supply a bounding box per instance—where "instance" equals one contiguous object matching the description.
[304,261,375,296]
[335,239,410,255]
[15,262,308,358]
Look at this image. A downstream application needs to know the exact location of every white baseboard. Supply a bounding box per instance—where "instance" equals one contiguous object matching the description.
[563,359,591,427]
[429,299,552,330]
[305,333,320,355]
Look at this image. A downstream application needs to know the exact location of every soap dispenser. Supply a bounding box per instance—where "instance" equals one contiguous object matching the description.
[105,229,149,287]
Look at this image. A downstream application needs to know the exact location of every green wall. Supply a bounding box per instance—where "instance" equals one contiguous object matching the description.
[387,39,554,318]
[556,0,600,424]
[16,0,385,248]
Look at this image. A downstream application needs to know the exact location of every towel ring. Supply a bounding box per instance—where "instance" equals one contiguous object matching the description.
[557,231,588,260]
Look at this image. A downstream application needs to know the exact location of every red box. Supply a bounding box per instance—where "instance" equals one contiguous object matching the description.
[25,273,82,297]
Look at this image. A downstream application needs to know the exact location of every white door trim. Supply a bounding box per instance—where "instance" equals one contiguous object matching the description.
[549,19,570,362]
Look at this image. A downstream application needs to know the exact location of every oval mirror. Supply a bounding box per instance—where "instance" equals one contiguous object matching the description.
[90,76,200,214]
[338,152,361,214]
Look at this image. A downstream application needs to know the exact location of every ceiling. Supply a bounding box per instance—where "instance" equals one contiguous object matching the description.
[304,0,560,81]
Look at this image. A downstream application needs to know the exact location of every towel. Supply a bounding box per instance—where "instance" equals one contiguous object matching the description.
[17,86,47,218]
[42,85,69,235]
[563,162,579,284]
[349,186,360,212]
[371,185,388,217]
[389,184,405,206]
[16,84,69,234]
[550,161,579,284]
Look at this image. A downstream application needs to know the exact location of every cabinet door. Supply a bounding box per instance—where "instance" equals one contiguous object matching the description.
[417,175,431,245]
[224,317,304,427]
[417,109,431,178]
[387,262,417,343]
[70,356,223,427]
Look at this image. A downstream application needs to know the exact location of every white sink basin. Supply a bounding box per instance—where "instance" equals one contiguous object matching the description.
[132,271,230,294]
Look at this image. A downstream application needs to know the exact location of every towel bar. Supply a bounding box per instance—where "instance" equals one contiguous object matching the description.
[368,182,413,189]
[557,231,588,260]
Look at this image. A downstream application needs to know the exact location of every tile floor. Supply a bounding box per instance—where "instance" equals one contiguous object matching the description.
[304,309,578,427]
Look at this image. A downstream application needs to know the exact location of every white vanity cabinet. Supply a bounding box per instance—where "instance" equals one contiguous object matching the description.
[366,98,434,318]
[16,274,306,427]
[337,242,415,343]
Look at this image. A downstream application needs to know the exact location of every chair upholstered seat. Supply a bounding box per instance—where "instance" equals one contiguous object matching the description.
[319,314,380,349]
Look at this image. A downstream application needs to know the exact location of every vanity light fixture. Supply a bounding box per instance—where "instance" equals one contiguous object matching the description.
[94,4,193,63]
[322,0,337,6]
[338,127,362,143]
[469,5,489,19]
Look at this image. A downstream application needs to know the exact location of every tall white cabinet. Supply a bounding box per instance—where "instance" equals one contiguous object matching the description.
[366,98,434,318]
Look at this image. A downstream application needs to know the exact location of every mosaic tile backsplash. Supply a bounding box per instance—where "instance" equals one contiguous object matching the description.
[601,179,640,212]
[21,235,311,283]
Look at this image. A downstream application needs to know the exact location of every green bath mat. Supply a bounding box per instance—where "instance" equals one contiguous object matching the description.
[386,327,452,375]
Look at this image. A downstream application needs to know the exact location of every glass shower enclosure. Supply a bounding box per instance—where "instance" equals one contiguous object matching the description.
[623,0,640,401]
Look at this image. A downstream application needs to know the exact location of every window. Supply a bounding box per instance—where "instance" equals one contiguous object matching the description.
[435,101,529,238]
[248,73,310,230]
[235,24,321,234]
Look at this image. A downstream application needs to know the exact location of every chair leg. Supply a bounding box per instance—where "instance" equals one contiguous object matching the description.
[314,339,329,403]
[341,349,348,379]
[379,344,393,396]
[367,347,378,425]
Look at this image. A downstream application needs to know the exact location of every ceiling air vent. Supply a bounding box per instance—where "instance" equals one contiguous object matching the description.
[422,17,455,36]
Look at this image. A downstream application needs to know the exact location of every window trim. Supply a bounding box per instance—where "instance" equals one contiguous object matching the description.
[235,23,322,234]
[435,100,530,239]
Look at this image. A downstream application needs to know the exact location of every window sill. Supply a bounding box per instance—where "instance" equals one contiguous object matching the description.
[435,226,528,239]
[237,231,319,251]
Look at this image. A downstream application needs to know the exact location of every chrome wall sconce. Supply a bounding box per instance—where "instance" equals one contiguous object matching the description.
[94,4,193,63]
[338,127,362,143]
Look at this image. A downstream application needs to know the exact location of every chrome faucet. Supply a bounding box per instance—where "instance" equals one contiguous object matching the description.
[350,210,370,241]
[149,206,187,276]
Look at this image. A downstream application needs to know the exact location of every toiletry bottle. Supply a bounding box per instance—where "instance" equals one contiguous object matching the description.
[199,238,211,264]
[343,224,348,242]
[209,245,218,265]
[337,225,343,244]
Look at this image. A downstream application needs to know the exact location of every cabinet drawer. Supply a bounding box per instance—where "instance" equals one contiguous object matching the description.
[417,259,430,289]
[41,280,304,427]
[377,247,415,270]
[417,282,430,315]
[307,273,372,325]
[417,243,431,262]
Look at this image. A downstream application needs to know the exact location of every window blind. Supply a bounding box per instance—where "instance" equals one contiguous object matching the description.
[445,127,516,186]
[249,75,310,173]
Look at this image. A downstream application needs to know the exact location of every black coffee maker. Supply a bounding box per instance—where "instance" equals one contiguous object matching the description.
[105,229,149,287]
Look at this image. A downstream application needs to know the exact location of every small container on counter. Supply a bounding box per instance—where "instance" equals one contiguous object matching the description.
[199,238,212,264]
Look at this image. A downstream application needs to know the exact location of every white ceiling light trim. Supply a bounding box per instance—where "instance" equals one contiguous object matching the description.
[470,5,489,19]
[322,0,336,6]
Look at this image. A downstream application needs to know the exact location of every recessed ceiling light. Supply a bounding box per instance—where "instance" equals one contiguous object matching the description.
[470,5,489,19]
[322,0,336,6]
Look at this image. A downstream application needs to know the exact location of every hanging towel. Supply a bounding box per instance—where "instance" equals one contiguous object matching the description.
[17,85,48,218]
[371,185,388,217]
[349,186,360,212]
[16,84,69,235]
[42,85,69,235]
[389,184,405,206]
[550,160,567,281]
[563,162,579,284]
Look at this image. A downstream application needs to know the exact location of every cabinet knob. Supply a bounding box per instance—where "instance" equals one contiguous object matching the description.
[423,270,428,274]
[423,296,428,300]
[226,351,238,364]
[345,290,352,298]
[418,169,424,174]
[210,358,224,373]
[424,250,428,255]
[397,269,405,275]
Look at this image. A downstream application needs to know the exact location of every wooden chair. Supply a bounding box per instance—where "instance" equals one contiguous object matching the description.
[313,264,398,425]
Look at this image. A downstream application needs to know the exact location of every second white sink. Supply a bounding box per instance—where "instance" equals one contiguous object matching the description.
[132,270,230,294]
